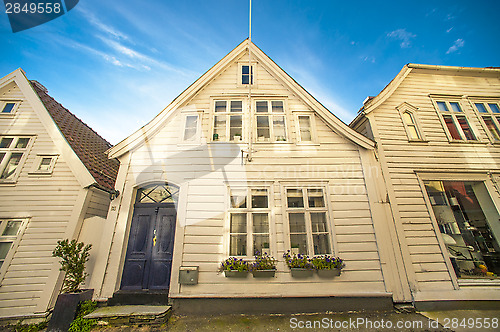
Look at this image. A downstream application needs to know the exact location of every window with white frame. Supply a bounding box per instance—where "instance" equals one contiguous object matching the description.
[1,101,19,115]
[0,136,32,182]
[473,101,500,142]
[286,188,331,255]
[241,65,254,85]
[30,155,58,174]
[435,100,477,141]
[0,219,26,268]
[228,188,270,256]
[183,114,199,142]
[213,100,243,142]
[255,100,287,142]
[297,115,314,142]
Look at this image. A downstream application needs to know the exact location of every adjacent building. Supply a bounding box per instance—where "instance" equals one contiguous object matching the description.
[0,69,119,319]
[350,64,500,309]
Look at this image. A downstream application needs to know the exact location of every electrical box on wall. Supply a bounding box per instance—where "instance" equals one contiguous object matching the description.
[179,266,199,285]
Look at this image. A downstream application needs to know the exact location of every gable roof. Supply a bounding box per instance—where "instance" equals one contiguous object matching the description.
[351,63,500,126]
[108,39,375,158]
[30,81,119,192]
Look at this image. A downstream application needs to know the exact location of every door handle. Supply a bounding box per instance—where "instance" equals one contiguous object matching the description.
[153,235,157,247]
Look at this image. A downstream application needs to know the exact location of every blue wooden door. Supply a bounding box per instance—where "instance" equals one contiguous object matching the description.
[121,205,176,290]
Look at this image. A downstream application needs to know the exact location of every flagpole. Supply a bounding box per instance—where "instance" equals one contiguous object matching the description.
[247,0,253,162]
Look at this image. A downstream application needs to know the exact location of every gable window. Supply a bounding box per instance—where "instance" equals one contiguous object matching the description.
[0,219,26,269]
[183,115,199,142]
[213,100,243,142]
[435,101,477,141]
[297,115,314,143]
[0,101,20,115]
[229,188,270,256]
[0,136,32,182]
[286,188,331,256]
[402,112,421,140]
[255,100,287,142]
[473,102,500,142]
[29,155,58,175]
[241,65,254,85]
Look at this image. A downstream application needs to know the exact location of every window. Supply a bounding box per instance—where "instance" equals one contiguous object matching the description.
[0,219,26,269]
[0,136,31,182]
[0,101,19,115]
[473,102,500,142]
[297,115,314,143]
[213,100,243,142]
[435,101,476,141]
[241,65,254,85]
[183,115,199,142]
[255,100,287,142]
[286,188,331,256]
[30,155,58,174]
[424,181,500,279]
[229,188,270,256]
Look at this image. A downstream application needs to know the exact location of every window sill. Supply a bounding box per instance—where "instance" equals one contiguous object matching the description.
[296,142,320,146]
[0,181,16,186]
[28,171,53,176]
[458,278,500,287]
[448,140,488,144]
[254,141,292,144]
[0,114,16,118]
[408,139,429,144]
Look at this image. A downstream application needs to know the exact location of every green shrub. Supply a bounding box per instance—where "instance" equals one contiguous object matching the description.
[52,239,92,293]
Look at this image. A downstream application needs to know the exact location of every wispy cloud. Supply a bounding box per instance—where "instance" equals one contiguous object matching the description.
[97,36,193,76]
[387,29,416,48]
[360,55,376,63]
[76,7,129,41]
[446,27,453,33]
[446,39,465,54]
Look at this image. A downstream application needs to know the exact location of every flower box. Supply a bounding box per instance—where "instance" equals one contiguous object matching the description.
[317,268,341,278]
[290,268,314,278]
[224,270,249,278]
[252,269,276,278]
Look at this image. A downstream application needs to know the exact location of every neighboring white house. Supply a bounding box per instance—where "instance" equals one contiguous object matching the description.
[89,40,409,314]
[0,69,119,319]
[350,64,500,309]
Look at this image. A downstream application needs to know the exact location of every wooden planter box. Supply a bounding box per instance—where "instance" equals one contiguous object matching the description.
[317,268,341,278]
[47,289,93,332]
[290,268,314,278]
[251,269,276,278]
[224,270,248,278]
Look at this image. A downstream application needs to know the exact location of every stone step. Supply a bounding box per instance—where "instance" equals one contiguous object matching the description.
[83,305,171,325]
[107,290,169,306]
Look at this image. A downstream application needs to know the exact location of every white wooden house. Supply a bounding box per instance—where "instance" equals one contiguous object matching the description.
[0,69,119,319]
[89,40,407,313]
[350,64,500,309]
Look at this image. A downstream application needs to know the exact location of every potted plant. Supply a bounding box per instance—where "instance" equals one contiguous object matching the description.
[219,257,249,278]
[283,250,314,278]
[250,250,277,278]
[311,255,345,278]
[47,239,92,332]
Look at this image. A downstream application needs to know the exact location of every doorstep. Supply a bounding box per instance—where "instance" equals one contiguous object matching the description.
[83,305,171,325]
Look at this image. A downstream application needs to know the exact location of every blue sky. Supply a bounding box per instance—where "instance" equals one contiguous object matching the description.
[1,0,499,144]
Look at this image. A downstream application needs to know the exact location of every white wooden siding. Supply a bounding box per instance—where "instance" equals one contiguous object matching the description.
[365,68,500,294]
[0,82,100,318]
[100,50,387,299]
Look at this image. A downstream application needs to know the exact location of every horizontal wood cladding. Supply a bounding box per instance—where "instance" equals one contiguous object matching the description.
[368,69,500,293]
[0,84,95,317]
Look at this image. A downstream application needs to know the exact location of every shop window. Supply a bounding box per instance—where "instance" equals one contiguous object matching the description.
[424,180,500,279]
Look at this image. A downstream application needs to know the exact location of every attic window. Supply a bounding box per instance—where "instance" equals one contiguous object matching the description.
[0,101,20,115]
[30,155,58,175]
[0,136,32,182]
[241,65,253,85]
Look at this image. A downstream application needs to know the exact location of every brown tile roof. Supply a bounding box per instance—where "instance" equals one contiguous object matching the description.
[30,80,119,192]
